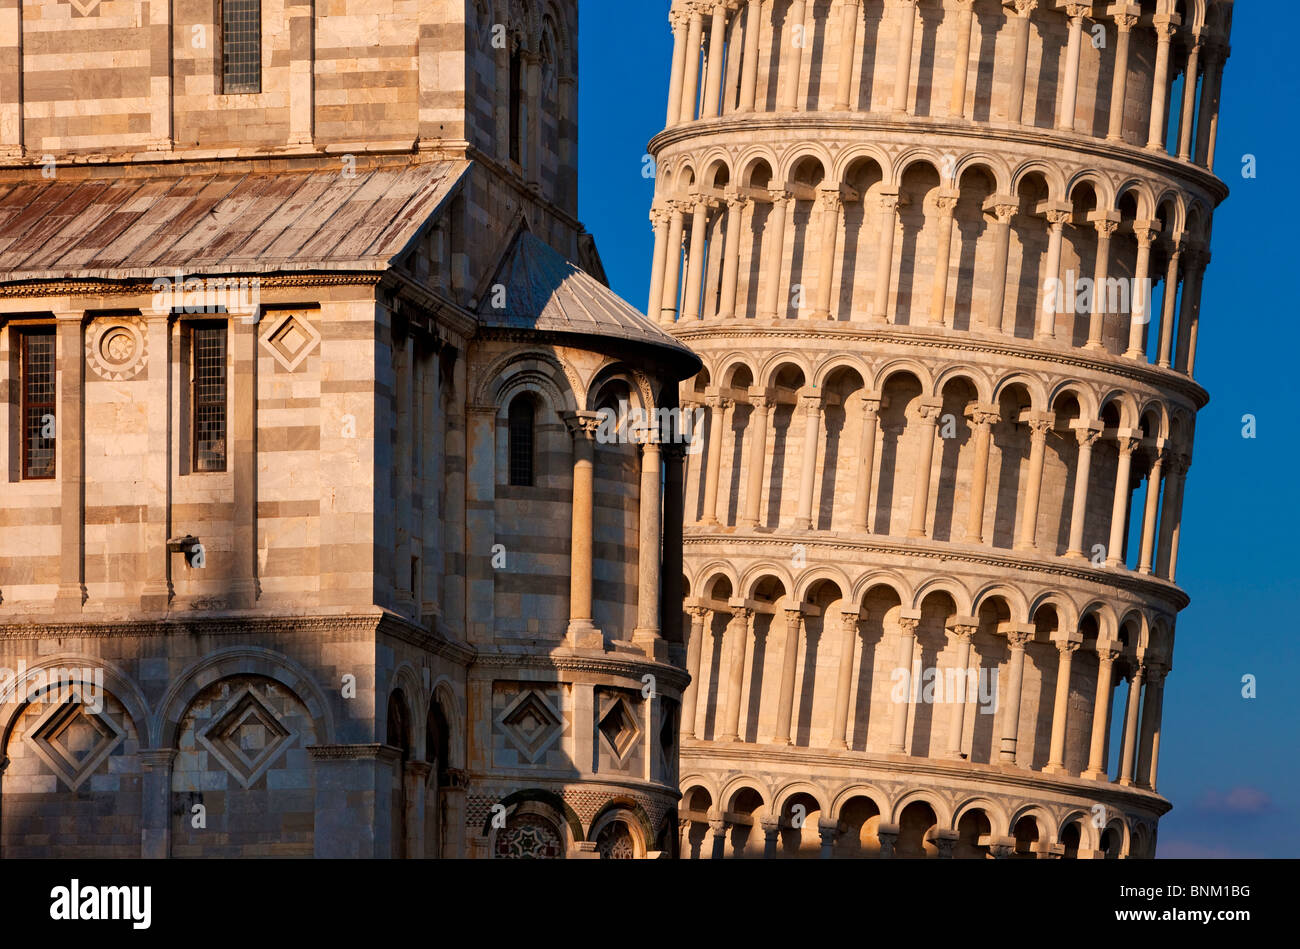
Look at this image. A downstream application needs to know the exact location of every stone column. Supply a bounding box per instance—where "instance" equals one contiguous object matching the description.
[680,3,707,123]
[893,0,919,114]
[525,52,542,188]
[871,192,901,323]
[740,394,771,528]
[1136,664,1167,791]
[1176,36,1202,161]
[794,394,822,530]
[813,189,844,320]
[718,194,748,319]
[1083,642,1120,780]
[54,315,87,612]
[634,434,663,644]
[1147,15,1179,151]
[929,191,960,325]
[700,396,730,525]
[1117,662,1146,786]
[877,824,899,858]
[662,442,687,644]
[139,749,177,858]
[888,614,921,753]
[739,0,764,111]
[287,0,313,146]
[949,0,976,118]
[1124,221,1160,358]
[659,201,688,325]
[1106,12,1138,142]
[682,197,712,321]
[851,396,881,532]
[682,606,710,737]
[761,818,781,858]
[1006,0,1039,125]
[1105,430,1140,568]
[964,405,1000,544]
[1156,451,1189,580]
[907,399,942,538]
[140,316,173,611]
[1085,212,1120,350]
[1176,248,1208,375]
[834,0,863,110]
[775,609,803,743]
[1065,422,1104,559]
[404,759,431,859]
[1057,4,1091,131]
[566,412,602,642]
[721,605,753,741]
[1137,442,1166,575]
[1156,237,1182,368]
[1044,632,1083,774]
[1195,45,1226,169]
[701,2,729,118]
[818,820,838,859]
[1037,205,1072,340]
[648,206,672,318]
[1015,413,1055,552]
[666,7,691,125]
[982,197,1018,332]
[945,622,978,759]
[709,817,728,859]
[759,191,792,319]
[780,0,808,111]
[998,626,1034,764]
[831,610,860,748]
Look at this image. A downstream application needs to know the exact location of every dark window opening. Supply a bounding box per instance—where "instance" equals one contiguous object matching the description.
[508,396,535,487]
[20,329,56,480]
[192,323,228,472]
[222,0,262,94]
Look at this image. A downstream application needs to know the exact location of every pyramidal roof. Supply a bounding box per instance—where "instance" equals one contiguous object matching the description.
[475,225,699,368]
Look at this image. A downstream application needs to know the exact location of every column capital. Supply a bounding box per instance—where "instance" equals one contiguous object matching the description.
[784,608,804,630]
[564,410,603,440]
[839,610,862,632]
[1133,219,1163,245]
[898,616,920,636]
[800,392,823,411]
[1153,13,1181,39]
[982,193,1019,223]
[650,205,673,228]
[878,191,902,212]
[768,188,794,206]
[687,604,712,622]
[1005,624,1034,648]
[947,622,978,643]
[859,394,883,417]
[1052,630,1084,653]
[1010,0,1038,16]
[1113,427,1142,455]
[1091,217,1121,239]
[1113,9,1139,32]
[916,397,944,423]
[1025,411,1056,438]
[1071,419,1105,447]
[1168,450,1192,476]
[1064,3,1091,19]
[964,402,1002,428]
[1097,640,1122,663]
[817,188,845,212]
[760,817,782,835]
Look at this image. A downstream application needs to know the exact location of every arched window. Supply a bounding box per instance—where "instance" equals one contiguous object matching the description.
[508,396,535,487]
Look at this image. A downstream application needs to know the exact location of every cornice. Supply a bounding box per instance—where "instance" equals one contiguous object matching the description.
[470,648,691,691]
[681,531,1191,611]
[0,273,384,300]
[670,322,1209,409]
[648,113,1229,205]
[680,742,1172,816]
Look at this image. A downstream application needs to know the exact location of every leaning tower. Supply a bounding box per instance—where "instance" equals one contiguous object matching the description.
[649,0,1232,858]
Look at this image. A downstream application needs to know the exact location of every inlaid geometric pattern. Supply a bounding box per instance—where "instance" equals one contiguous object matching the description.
[496,689,564,764]
[26,691,126,791]
[259,312,321,372]
[494,816,562,859]
[85,319,148,381]
[196,687,296,788]
[597,693,640,766]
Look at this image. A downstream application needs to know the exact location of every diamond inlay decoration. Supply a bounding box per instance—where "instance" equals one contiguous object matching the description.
[496,690,564,763]
[27,690,126,791]
[598,694,640,765]
[259,312,322,372]
[197,687,296,788]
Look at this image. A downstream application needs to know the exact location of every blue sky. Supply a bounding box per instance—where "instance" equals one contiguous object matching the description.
[578,1,1297,857]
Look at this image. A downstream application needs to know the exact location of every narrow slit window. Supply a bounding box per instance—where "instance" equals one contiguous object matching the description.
[509,47,523,164]
[192,323,228,472]
[508,396,534,487]
[222,0,262,94]
[21,329,56,480]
